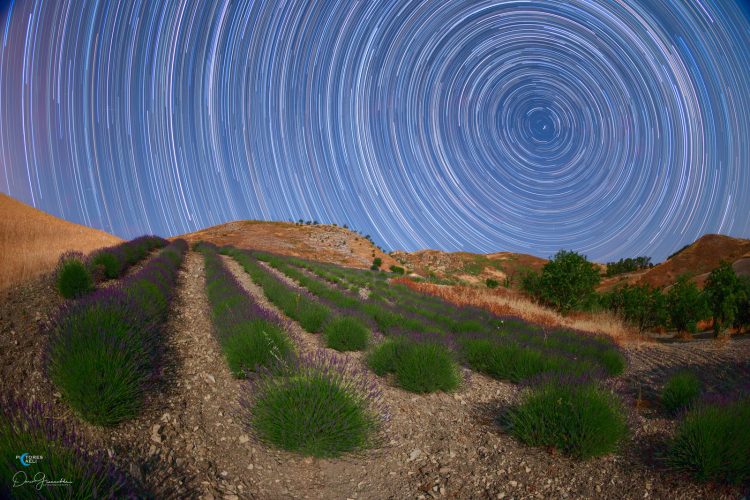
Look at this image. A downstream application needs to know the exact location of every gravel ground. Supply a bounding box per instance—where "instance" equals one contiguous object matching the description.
[1,251,748,499]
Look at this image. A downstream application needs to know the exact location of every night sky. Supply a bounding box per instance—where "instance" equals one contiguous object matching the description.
[1,1,749,262]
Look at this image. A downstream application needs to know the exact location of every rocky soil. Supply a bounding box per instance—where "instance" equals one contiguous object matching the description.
[1,251,749,499]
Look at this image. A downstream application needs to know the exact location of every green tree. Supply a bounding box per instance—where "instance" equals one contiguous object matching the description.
[704,262,745,338]
[667,275,709,337]
[732,276,750,334]
[371,257,382,271]
[535,250,600,314]
[602,284,667,334]
[485,278,499,289]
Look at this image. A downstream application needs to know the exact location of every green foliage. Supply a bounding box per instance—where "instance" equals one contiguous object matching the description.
[601,284,668,333]
[525,250,601,314]
[323,316,370,351]
[667,399,750,485]
[667,275,709,335]
[733,276,750,333]
[249,362,379,457]
[90,251,121,279]
[605,256,653,277]
[229,251,331,333]
[661,371,701,415]
[0,404,137,498]
[460,339,563,382]
[48,303,149,426]
[367,339,460,393]
[224,321,293,377]
[505,379,627,459]
[56,257,93,298]
[372,257,382,269]
[389,265,405,275]
[704,261,746,337]
[485,278,499,289]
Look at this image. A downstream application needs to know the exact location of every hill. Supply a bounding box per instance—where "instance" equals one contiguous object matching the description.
[177,220,399,270]
[599,234,750,291]
[0,193,121,290]
[391,249,547,285]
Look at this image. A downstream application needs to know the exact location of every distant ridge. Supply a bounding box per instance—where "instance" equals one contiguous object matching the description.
[177,220,399,269]
[390,249,547,285]
[599,234,750,291]
[0,193,121,290]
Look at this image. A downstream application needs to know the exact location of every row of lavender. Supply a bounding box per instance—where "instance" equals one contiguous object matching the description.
[197,243,384,457]
[249,251,750,485]
[46,239,188,425]
[1,239,186,496]
[56,235,167,298]
[255,251,624,384]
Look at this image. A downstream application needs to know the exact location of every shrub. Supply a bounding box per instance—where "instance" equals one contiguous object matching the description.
[667,275,709,336]
[667,398,750,484]
[226,250,330,334]
[367,339,460,393]
[505,377,627,459]
[47,296,152,425]
[56,252,93,298]
[247,352,381,457]
[661,371,701,415]
[323,316,370,351]
[704,262,746,338]
[460,338,569,382]
[389,265,405,275]
[201,245,293,376]
[372,257,382,269]
[224,321,293,377]
[89,250,121,279]
[0,398,142,497]
[47,241,186,426]
[485,278,499,289]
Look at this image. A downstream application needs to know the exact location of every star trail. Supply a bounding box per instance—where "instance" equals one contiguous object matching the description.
[1,0,749,261]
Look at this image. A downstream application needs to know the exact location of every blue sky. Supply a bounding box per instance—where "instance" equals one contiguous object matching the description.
[1,0,749,262]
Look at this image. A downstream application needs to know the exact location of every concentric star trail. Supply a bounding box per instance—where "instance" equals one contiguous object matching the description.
[1,0,749,261]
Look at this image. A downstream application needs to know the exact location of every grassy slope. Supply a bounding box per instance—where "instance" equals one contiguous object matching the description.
[0,193,121,290]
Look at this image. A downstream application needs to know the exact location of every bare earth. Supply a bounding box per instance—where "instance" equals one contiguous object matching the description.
[1,251,748,499]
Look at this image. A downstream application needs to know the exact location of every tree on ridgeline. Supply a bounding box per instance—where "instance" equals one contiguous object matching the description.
[605,256,653,277]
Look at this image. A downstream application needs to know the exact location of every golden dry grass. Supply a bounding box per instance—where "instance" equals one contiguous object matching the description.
[394,278,640,344]
[0,193,121,291]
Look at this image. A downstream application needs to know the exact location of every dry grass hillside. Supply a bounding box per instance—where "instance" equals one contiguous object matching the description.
[0,193,121,290]
[394,278,635,343]
[178,220,399,270]
[600,234,750,291]
[391,249,547,285]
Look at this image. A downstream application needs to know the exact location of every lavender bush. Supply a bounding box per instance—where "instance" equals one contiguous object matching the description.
[46,240,186,426]
[198,243,293,377]
[0,396,143,498]
[243,350,385,457]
